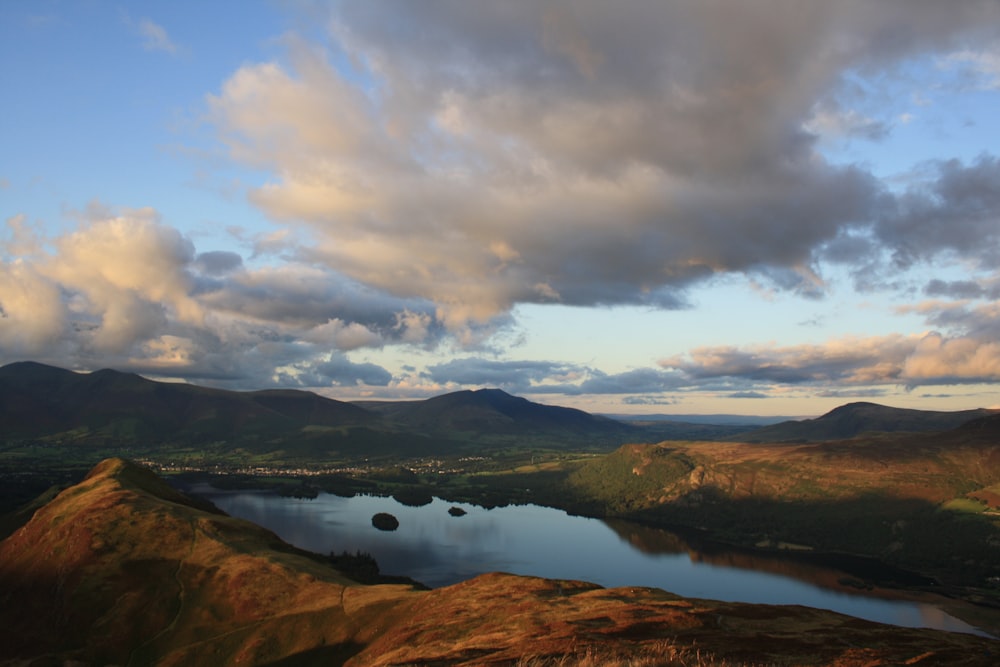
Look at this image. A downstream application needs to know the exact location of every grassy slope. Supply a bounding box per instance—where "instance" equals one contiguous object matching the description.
[2,459,997,666]
[559,421,1000,587]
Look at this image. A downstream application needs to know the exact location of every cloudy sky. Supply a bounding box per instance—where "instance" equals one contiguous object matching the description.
[3,1,1000,416]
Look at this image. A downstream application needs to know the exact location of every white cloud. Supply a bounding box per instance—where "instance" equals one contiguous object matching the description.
[138,18,178,55]
[0,207,439,388]
[942,46,1000,89]
[0,262,65,354]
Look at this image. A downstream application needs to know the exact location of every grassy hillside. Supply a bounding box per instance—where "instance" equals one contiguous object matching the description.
[557,418,1000,588]
[1,458,996,666]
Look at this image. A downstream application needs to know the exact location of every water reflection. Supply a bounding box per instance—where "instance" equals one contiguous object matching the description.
[602,518,932,595]
[191,485,988,637]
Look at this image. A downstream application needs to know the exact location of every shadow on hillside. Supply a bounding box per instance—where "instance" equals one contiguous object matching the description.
[262,642,365,667]
[602,517,936,595]
[583,488,1000,588]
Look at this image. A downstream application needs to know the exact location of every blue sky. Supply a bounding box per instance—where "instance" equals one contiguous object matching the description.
[2,1,1000,416]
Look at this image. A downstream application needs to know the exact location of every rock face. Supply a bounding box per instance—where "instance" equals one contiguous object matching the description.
[1,458,997,666]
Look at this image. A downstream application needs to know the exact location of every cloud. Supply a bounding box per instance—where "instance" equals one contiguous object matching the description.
[203,2,999,330]
[902,332,1000,384]
[661,336,917,387]
[815,388,888,399]
[0,207,432,389]
[621,396,678,407]
[942,45,1000,89]
[289,354,393,388]
[660,323,1000,392]
[0,262,65,355]
[805,102,892,142]
[874,155,1000,270]
[137,18,178,55]
[427,358,584,392]
[924,279,986,299]
[194,250,243,276]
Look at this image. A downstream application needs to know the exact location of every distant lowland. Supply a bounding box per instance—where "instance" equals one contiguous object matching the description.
[3,361,1000,663]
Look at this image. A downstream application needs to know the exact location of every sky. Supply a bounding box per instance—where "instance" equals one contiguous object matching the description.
[2,0,1000,416]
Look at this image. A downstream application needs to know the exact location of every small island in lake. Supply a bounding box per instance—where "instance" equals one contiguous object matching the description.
[372,512,400,531]
[448,506,467,517]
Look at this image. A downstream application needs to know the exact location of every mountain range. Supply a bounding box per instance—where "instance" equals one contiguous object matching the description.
[0,361,634,457]
[4,362,994,455]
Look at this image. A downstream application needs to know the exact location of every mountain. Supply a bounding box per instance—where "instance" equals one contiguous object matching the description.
[1,458,994,665]
[0,361,374,443]
[733,401,996,442]
[0,363,637,464]
[358,387,635,441]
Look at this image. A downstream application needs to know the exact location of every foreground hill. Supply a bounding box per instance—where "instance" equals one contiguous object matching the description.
[735,401,995,442]
[1,458,996,665]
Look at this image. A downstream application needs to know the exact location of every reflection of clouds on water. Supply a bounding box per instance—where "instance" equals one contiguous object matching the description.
[194,487,989,637]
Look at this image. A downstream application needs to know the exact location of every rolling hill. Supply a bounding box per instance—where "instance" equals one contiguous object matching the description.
[734,401,996,442]
[1,457,995,666]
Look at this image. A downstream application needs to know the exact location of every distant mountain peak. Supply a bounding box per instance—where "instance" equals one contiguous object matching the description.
[736,401,993,442]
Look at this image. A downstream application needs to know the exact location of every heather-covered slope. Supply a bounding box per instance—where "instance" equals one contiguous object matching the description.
[2,459,997,665]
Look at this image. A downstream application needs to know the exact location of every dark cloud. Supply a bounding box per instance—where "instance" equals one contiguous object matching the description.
[815,388,888,399]
[727,392,769,399]
[199,267,442,342]
[576,368,688,395]
[876,155,1000,270]
[924,278,986,299]
[661,337,916,387]
[194,250,243,276]
[621,395,678,406]
[309,355,393,387]
[427,358,582,392]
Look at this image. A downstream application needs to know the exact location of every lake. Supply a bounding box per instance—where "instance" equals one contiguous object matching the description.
[191,485,989,636]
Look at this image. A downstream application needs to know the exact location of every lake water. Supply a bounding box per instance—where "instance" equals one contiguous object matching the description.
[192,486,989,637]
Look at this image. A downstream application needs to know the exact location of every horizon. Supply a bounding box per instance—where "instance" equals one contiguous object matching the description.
[11,358,998,422]
[3,2,1000,416]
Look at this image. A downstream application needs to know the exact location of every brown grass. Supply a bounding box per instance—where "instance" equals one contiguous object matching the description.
[515,640,766,666]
